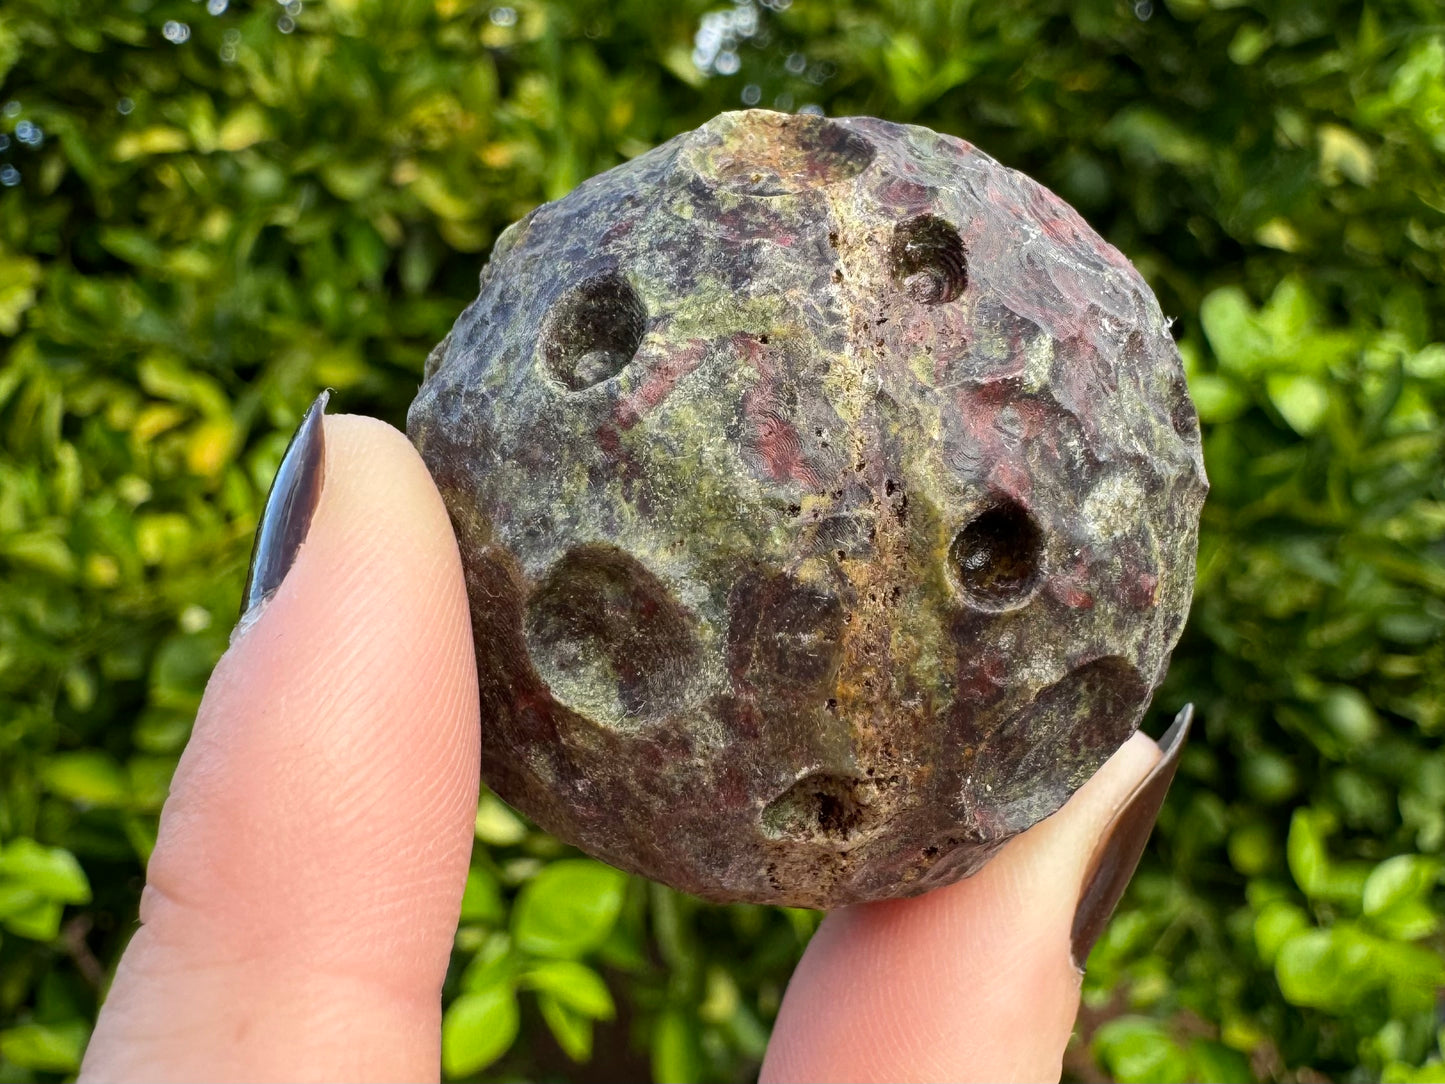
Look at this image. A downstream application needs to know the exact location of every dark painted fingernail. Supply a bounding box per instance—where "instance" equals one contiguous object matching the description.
[1070,703,1192,972]
[237,391,329,631]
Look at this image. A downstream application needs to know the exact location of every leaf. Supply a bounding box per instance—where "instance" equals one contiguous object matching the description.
[320,159,386,201]
[0,883,39,919]
[1286,811,1370,906]
[2,532,76,577]
[475,791,528,846]
[538,993,593,1062]
[661,45,707,88]
[459,866,505,925]
[1286,809,1329,898]
[1228,23,1270,65]
[0,253,41,336]
[1267,374,1330,434]
[441,983,519,1078]
[0,839,91,904]
[1320,687,1381,747]
[1254,900,1310,966]
[512,860,627,959]
[216,104,272,152]
[1259,276,1317,344]
[1189,372,1251,423]
[1189,1038,1256,1083]
[1383,1059,1445,1083]
[1363,855,1441,939]
[1092,1017,1191,1084]
[1406,344,1445,381]
[460,931,517,993]
[1367,898,1439,942]
[0,1022,89,1072]
[0,17,21,86]
[112,126,189,160]
[43,751,131,807]
[523,959,615,1019]
[411,167,474,221]
[651,1008,701,1084]
[2,897,64,941]
[1104,106,1211,170]
[1200,287,1271,375]
[1319,124,1377,186]
[1276,929,1354,1010]
[185,417,237,478]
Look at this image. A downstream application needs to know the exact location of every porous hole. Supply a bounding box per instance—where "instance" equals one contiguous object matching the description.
[761,772,869,843]
[949,499,1044,610]
[540,271,646,391]
[891,214,968,304]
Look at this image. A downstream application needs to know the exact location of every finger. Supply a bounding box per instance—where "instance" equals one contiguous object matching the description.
[761,714,1189,1084]
[81,406,481,1083]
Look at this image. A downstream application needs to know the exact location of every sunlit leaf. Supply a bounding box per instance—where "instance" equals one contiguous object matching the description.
[512,860,627,959]
[441,982,519,1078]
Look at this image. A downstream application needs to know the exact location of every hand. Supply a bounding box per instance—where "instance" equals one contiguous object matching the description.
[79,403,1184,1083]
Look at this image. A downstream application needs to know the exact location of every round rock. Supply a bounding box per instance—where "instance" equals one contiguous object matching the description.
[407,109,1208,908]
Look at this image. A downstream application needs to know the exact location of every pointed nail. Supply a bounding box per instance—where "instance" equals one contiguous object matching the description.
[238,391,329,629]
[1069,703,1193,971]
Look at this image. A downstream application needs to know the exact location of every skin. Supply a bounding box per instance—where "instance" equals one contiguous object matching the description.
[79,415,1163,1083]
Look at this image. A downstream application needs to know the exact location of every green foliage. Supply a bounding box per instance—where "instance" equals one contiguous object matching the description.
[512,860,627,959]
[443,982,520,1078]
[0,840,91,943]
[1,0,1443,1081]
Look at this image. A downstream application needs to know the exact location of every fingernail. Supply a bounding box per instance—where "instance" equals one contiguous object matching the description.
[1069,703,1193,971]
[237,391,329,632]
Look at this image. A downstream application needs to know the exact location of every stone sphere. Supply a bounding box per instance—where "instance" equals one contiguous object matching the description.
[408,110,1207,908]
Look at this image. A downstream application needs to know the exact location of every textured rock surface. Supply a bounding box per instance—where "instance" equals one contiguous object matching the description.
[408,110,1208,908]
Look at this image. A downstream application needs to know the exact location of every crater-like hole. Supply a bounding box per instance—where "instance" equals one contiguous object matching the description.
[524,545,698,726]
[949,499,1044,610]
[695,111,877,194]
[977,655,1149,834]
[1170,378,1201,440]
[761,772,870,843]
[890,214,968,304]
[540,271,646,391]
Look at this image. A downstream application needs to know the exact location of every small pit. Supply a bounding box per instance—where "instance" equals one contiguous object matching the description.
[949,498,1045,610]
[761,772,870,844]
[540,271,646,391]
[890,214,968,304]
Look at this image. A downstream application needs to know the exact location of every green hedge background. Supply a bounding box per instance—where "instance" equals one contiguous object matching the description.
[2,0,1443,1080]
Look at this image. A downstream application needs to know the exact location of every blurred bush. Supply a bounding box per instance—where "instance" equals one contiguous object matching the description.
[1,0,1442,1080]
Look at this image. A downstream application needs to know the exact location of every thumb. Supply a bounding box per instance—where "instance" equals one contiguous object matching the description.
[761,711,1190,1083]
[81,399,481,1082]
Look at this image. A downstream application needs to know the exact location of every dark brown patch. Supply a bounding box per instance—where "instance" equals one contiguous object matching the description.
[727,570,845,699]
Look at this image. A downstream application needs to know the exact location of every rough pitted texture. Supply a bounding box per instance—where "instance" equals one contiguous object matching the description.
[408,110,1208,908]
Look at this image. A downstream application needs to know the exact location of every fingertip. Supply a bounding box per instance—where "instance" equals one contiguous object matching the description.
[85,410,480,1081]
[762,731,1165,1084]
